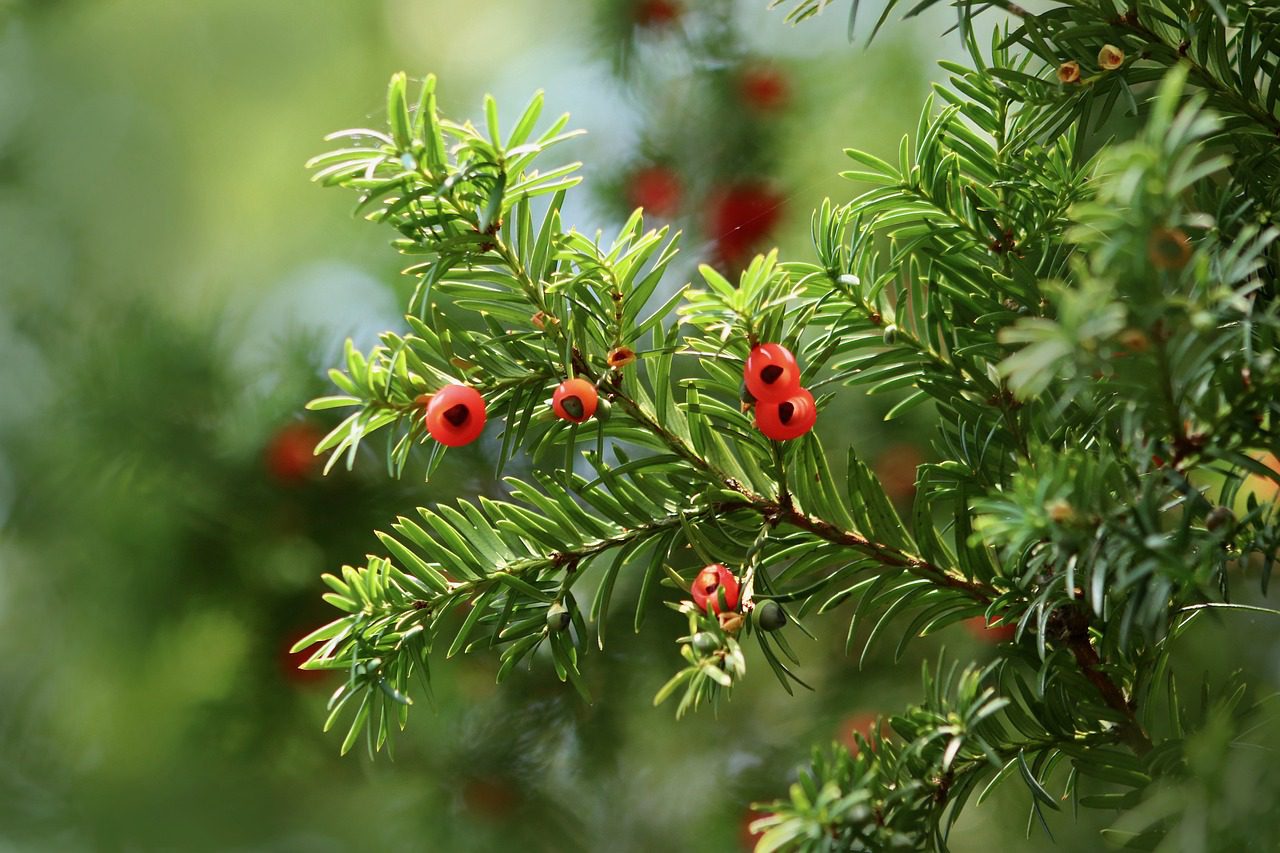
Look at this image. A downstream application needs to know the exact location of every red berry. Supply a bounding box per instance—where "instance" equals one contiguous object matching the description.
[265,423,322,484]
[838,712,883,757]
[626,166,681,217]
[1148,226,1191,270]
[690,564,740,614]
[708,183,784,269]
[739,66,788,111]
[552,378,599,423]
[462,776,519,820]
[425,384,486,447]
[873,443,923,505]
[743,343,801,403]
[754,387,817,441]
[634,0,680,27]
[1248,452,1280,501]
[740,808,770,850]
[964,615,1016,643]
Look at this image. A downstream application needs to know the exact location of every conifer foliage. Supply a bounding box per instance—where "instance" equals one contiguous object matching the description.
[298,1,1280,848]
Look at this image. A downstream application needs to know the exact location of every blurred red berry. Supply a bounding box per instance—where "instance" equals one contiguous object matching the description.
[964,615,1017,643]
[1248,452,1280,501]
[462,776,519,820]
[708,183,784,269]
[279,629,331,687]
[740,807,771,850]
[739,66,789,111]
[265,423,322,484]
[634,0,680,27]
[873,443,923,505]
[626,165,681,217]
[838,712,882,756]
[691,563,741,614]
[1148,226,1192,271]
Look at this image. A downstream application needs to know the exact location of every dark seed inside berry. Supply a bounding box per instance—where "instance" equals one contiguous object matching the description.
[561,395,584,419]
[778,401,795,424]
[443,404,470,427]
[760,364,784,384]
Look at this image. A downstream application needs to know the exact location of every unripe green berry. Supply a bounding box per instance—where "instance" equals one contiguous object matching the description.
[882,324,898,345]
[739,381,757,405]
[594,397,612,423]
[547,602,571,632]
[1205,505,1235,533]
[755,600,787,631]
[691,631,720,655]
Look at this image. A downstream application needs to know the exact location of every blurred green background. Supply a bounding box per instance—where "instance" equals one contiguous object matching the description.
[2,1,1276,851]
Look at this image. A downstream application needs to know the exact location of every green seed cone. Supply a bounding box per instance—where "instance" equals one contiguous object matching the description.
[755,600,787,631]
[547,602,571,632]
[691,631,720,655]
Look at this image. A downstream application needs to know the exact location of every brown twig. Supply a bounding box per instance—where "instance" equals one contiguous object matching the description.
[494,232,1149,759]
[1054,608,1153,756]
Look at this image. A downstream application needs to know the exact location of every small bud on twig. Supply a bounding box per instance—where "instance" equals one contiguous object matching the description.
[607,346,636,369]
[531,311,559,330]
[547,602,571,632]
[691,631,720,655]
[1117,328,1150,353]
[1098,44,1125,71]
[1046,499,1077,524]
[1148,226,1191,271]
[1205,505,1235,534]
